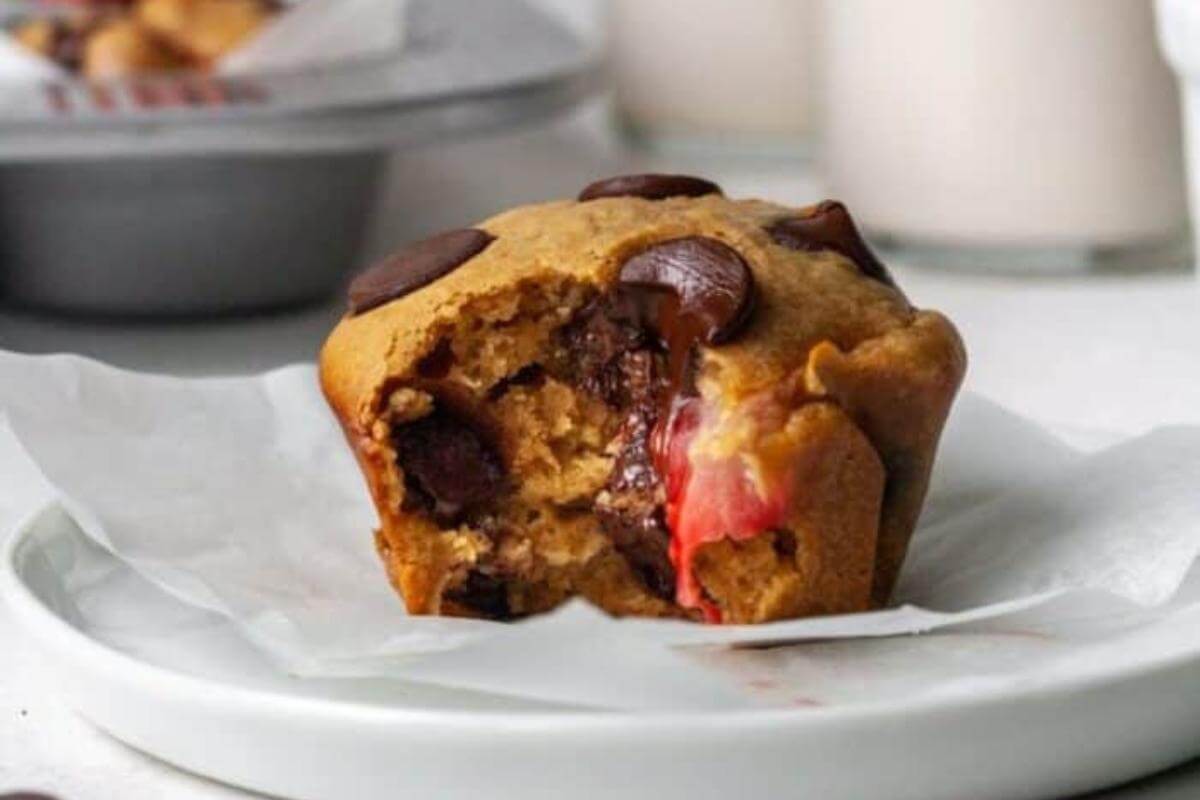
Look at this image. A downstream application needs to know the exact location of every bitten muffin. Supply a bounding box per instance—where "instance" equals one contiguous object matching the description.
[320,175,966,624]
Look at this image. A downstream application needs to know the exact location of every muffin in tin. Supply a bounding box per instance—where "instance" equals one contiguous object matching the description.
[11,0,277,78]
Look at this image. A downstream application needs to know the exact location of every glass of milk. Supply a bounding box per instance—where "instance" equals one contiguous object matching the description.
[608,0,817,157]
[821,0,1189,272]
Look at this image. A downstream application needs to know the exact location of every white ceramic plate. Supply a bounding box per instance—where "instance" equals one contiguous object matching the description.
[5,504,1200,800]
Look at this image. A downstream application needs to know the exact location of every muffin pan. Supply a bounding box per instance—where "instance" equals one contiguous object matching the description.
[0,0,600,315]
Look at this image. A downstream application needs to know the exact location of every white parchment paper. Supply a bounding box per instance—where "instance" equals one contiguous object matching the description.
[3,349,1200,710]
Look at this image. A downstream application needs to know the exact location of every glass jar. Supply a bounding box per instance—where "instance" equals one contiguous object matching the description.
[609,0,817,158]
[821,0,1189,272]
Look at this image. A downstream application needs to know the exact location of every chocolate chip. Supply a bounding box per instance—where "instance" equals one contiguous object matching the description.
[444,571,512,620]
[765,201,895,287]
[578,173,722,202]
[392,409,505,524]
[607,391,662,497]
[592,356,678,600]
[618,236,756,347]
[558,299,650,406]
[597,505,676,601]
[558,300,676,598]
[348,228,495,315]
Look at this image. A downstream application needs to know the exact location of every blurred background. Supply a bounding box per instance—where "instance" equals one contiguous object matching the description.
[0,0,1197,434]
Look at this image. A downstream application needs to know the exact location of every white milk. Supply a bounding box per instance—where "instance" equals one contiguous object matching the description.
[822,0,1187,256]
[609,0,816,146]
[1157,0,1200,275]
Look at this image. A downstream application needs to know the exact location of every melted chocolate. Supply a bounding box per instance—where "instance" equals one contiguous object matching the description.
[560,236,757,599]
[595,356,679,600]
[765,200,895,287]
[596,505,676,600]
[558,300,673,596]
[392,408,505,525]
[606,389,661,496]
[617,236,755,423]
[349,228,495,315]
[578,173,723,202]
[617,236,755,348]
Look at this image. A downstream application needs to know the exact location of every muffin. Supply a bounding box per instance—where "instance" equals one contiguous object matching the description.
[83,18,184,79]
[137,0,275,67]
[320,175,966,624]
[11,0,277,77]
[12,12,114,75]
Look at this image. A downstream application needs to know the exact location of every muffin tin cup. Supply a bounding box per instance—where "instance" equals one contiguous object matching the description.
[0,151,383,316]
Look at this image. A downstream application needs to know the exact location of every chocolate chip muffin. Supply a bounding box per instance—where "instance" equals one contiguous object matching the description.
[320,175,966,624]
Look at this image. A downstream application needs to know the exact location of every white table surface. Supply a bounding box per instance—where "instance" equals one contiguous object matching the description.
[2,101,1200,799]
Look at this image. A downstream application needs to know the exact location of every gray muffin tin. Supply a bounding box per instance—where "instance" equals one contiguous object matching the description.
[0,0,600,316]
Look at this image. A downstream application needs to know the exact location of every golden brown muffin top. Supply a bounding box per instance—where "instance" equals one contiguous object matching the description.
[320,192,954,434]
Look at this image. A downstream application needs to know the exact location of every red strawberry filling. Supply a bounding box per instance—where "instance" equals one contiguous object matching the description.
[561,287,792,623]
[655,397,793,622]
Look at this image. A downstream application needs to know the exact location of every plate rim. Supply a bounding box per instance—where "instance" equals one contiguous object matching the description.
[7,500,1200,733]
